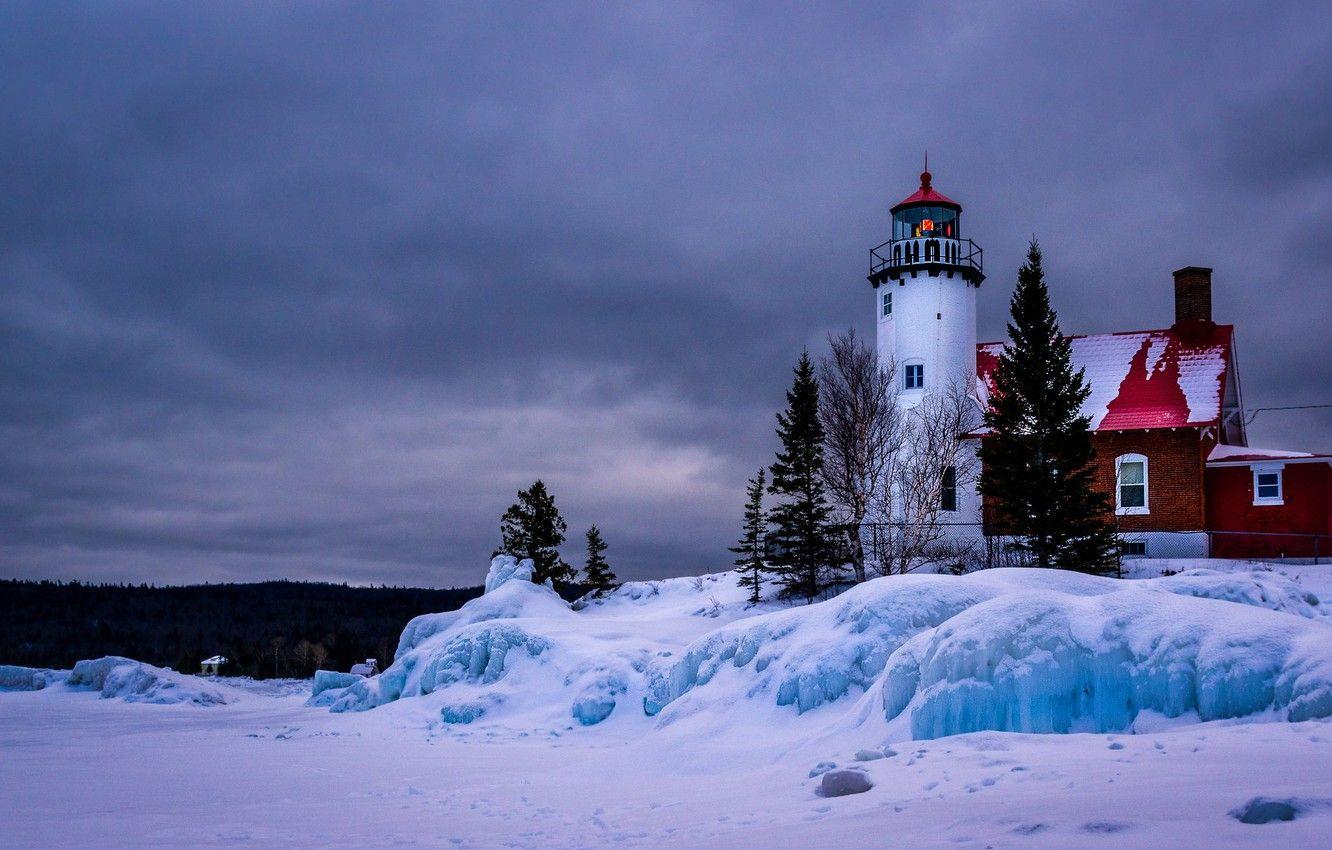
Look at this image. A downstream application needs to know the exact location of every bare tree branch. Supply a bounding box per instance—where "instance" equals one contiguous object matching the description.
[817,329,901,582]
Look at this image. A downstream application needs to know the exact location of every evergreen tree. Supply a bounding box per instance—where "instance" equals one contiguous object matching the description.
[768,351,839,601]
[582,525,617,595]
[495,480,575,584]
[729,468,769,606]
[978,242,1118,573]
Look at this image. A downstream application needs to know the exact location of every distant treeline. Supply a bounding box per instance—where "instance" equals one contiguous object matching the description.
[0,578,588,678]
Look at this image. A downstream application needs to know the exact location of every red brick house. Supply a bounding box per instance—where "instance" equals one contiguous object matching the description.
[976,268,1332,560]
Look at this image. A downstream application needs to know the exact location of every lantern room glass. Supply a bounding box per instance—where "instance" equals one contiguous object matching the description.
[893,206,959,240]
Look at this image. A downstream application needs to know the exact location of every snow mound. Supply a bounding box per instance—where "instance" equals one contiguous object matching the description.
[67,656,234,706]
[645,568,1327,720]
[0,664,65,691]
[393,559,571,661]
[313,568,644,724]
[881,586,1332,739]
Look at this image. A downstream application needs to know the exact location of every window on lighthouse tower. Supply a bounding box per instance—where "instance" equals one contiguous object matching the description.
[881,290,892,318]
[904,363,924,390]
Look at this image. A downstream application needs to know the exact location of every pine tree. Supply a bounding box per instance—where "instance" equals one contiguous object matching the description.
[582,525,617,595]
[495,480,575,584]
[768,351,839,601]
[978,241,1118,573]
[729,468,769,606]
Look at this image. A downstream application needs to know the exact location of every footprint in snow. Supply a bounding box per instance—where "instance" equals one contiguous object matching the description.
[1081,820,1131,833]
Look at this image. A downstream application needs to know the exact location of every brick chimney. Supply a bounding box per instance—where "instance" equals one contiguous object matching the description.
[1173,266,1213,325]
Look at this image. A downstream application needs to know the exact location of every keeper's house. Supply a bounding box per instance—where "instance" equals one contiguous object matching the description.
[977,267,1332,560]
[870,171,1332,560]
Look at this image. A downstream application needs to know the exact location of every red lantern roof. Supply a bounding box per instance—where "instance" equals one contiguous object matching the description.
[891,171,960,210]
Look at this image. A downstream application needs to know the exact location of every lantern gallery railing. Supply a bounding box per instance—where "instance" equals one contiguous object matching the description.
[869,236,984,282]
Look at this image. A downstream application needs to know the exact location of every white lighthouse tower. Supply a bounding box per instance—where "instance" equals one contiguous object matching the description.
[869,169,984,407]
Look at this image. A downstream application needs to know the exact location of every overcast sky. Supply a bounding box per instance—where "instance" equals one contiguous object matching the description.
[2,2,1330,587]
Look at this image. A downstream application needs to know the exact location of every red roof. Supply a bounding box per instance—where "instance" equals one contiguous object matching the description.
[977,324,1234,431]
[892,171,959,209]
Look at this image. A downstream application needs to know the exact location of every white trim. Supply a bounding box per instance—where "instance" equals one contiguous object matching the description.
[1115,453,1149,516]
[1252,463,1285,506]
[880,289,893,320]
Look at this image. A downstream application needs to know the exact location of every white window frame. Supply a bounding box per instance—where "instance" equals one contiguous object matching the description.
[1252,463,1284,506]
[881,289,892,319]
[1115,453,1149,515]
[904,362,924,391]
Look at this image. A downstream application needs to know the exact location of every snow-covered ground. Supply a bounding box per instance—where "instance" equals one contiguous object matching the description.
[3,558,1332,848]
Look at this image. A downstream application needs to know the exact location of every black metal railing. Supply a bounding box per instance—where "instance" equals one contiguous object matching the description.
[869,237,984,280]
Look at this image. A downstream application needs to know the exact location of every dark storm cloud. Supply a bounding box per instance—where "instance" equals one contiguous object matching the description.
[2,2,1330,586]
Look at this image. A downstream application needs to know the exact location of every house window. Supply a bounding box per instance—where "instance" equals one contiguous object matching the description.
[904,363,924,390]
[941,465,957,512]
[1253,466,1284,505]
[1120,540,1147,557]
[881,290,892,318]
[1116,453,1148,515]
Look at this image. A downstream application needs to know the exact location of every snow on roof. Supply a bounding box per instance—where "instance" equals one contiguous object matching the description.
[201,656,227,665]
[977,324,1233,431]
[1207,444,1328,464]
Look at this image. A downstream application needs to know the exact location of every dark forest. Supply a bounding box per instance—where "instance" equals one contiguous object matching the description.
[0,579,578,678]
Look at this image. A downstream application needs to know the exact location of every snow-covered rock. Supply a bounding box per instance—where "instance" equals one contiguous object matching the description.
[67,656,233,706]
[819,769,873,797]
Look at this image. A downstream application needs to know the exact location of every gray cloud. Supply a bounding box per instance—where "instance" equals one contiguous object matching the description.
[2,2,1330,586]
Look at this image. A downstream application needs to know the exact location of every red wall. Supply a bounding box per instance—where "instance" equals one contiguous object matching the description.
[1206,462,1332,558]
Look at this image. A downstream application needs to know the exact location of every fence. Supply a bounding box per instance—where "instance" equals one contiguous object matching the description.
[825,522,1330,575]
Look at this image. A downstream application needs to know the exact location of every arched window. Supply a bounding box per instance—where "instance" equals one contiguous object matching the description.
[940,465,957,512]
[1116,453,1149,515]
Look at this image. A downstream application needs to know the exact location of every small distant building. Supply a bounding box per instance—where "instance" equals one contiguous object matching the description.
[350,658,379,677]
[200,656,227,676]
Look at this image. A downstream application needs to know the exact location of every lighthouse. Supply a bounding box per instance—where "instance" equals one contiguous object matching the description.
[868,169,984,408]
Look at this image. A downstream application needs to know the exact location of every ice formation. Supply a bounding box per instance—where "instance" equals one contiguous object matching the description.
[880,586,1332,738]
[312,556,651,727]
[66,656,233,705]
[306,556,1332,743]
[484,554,537,594]
[645,568,1330,731]
[0,664,65,691]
